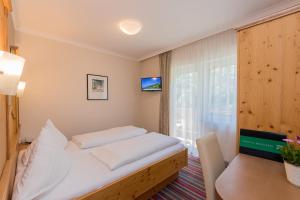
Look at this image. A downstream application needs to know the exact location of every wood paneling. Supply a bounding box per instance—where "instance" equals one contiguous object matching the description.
[6,96,18,159]
[136,172,178,200]
[6,47,20,160]
[2,0,11,12]
[0,0,8,178]
[0,1,19,200]
[238,11,300,139]
[281,12,300,138]
[0,153,17,200]
[0,95,7,178]
[0,0,8,50]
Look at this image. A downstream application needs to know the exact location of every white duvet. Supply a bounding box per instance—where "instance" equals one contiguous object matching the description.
[91,132,180,170]
[38,142,185,200]
[72,126,147,149]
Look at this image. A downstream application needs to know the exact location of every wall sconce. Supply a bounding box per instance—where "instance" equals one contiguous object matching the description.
[0,50,25,95]
[17,81,26,97]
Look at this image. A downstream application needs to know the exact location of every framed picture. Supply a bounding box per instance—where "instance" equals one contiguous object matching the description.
[87,74,108,100]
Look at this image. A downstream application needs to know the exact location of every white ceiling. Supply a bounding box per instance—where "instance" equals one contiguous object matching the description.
[12,0,285,61]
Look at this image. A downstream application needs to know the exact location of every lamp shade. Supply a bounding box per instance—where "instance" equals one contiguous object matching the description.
[0,50,25,95]
[17,81,26,97]
[119,19,142,35]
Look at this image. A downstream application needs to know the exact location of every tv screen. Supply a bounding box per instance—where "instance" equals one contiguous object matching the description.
[141,77,162,91]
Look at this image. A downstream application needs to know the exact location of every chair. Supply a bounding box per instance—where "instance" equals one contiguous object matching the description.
[196,133,226,200]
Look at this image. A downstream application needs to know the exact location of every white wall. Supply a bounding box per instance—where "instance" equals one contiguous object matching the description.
[138,56,161,132]
[16,32,141,141]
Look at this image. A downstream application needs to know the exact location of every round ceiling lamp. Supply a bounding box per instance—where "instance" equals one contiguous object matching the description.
[119,19,142,35]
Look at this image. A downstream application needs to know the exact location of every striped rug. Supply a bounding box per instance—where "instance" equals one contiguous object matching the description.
[151,155,206,200]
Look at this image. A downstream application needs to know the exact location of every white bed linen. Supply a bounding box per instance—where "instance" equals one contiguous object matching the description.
[91,133,180,170]
[39,141,185,200]
[72,126,147,149]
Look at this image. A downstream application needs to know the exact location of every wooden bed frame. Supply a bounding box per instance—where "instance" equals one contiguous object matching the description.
[4,144,187,200]
[77,149,187,200]
[1,121,187,200]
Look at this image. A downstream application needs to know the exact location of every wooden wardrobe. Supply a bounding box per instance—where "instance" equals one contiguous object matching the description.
[237,11,300,139]
[0,1,20,199]
[0,0,11,177]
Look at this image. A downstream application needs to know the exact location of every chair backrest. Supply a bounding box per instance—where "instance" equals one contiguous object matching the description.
[196,133,226,200]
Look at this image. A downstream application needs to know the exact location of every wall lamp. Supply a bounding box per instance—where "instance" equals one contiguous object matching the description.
[0,50,25,95]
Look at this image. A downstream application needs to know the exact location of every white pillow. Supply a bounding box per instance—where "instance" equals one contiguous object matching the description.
[43,119,68,148]
[72,125,147,149]
[17,119,68,176]
[16,119,68,185]
[12,127,71,200]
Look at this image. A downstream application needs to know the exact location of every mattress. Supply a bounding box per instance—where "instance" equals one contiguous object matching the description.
[38,141,185,200]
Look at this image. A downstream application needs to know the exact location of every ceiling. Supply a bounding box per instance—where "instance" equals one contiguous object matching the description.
[12,0,284,61]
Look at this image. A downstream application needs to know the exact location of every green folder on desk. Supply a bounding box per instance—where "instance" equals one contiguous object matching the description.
[239,129,287,162]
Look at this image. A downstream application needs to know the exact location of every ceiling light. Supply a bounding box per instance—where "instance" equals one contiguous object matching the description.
[119,19,142,35]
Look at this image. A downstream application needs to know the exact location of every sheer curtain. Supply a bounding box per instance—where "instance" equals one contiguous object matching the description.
[170,30,237,161]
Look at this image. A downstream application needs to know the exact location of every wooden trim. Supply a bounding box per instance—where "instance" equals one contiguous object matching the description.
[0,143,25,200]
[5,95,9,159]
[0,95,7,180]
[136,172,178,200]
[236,32,240,154]
[0,152,18,200]
[2,0,11,12]
[236,6,300,31]
[9,46,20,133]
[0,95,19,200]
[77,149,188,200]
[0,1,14,199]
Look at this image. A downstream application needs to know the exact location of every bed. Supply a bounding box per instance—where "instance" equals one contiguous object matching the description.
[0,121,187,200]
[40,141,187,200]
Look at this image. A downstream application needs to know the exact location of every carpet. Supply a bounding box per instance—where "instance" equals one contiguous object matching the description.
[151,155,206,200]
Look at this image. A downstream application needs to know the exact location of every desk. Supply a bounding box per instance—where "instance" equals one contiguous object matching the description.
[215,154,300,200]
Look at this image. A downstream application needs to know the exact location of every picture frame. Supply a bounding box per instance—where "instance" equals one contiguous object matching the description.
[87,74,108,100]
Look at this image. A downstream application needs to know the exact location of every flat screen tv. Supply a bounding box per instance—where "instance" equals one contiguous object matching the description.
[141,77,162,91]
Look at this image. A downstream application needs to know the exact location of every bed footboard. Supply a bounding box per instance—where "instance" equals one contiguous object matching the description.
[77,148,188,200]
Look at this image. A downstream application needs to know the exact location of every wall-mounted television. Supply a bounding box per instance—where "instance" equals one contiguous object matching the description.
[141,77,162,91]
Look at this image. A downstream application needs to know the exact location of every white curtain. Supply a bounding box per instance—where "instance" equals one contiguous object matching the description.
[170,30,237,161]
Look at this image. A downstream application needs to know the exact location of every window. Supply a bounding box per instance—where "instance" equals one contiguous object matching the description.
[170,30,237,161]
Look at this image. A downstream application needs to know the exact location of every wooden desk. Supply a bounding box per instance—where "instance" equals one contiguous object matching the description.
[215,154,300,200]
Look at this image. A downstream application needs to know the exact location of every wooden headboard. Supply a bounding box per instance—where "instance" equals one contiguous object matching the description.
[0,1,20,200]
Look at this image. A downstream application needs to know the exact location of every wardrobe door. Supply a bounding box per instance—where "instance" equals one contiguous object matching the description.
[0,0,9,180]
[280,12,300,139]
[238,17,284,133]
